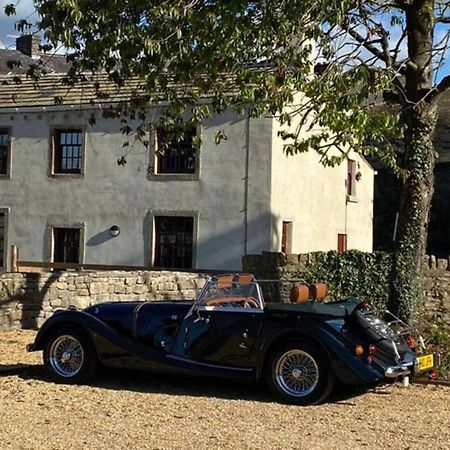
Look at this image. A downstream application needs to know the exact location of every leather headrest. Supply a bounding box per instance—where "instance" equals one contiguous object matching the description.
[309,283,328,301]
[289,284,310,304]
[236,274,255,284]
[217,274,233,290]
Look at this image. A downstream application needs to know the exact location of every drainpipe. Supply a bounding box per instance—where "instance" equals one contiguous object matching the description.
[243,109,250,256]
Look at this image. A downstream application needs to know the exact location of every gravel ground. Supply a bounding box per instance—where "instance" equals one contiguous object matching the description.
[0,330,449,450]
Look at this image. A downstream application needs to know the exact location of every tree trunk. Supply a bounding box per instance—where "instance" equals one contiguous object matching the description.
[389,105,437,322]
[388,0,436,323]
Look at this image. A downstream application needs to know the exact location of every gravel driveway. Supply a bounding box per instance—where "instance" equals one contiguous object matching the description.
[0,330,449,450]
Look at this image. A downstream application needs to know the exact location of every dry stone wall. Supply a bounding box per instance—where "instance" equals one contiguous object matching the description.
[0,270,208,330]
[2,252,450,331]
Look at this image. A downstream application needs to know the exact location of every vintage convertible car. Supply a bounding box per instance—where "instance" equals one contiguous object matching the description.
[27,274,436,405]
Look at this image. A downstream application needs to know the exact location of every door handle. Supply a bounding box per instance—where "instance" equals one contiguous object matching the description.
[194,316,209,323]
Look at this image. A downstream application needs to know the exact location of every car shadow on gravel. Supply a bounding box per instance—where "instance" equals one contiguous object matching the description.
[327,382,393,406]
[4,363,379,405]
[0,363,46,380]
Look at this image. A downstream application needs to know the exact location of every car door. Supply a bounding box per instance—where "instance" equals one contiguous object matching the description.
[181,306,263,368]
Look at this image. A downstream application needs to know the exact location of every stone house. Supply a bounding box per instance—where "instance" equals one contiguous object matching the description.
[0,36,375,272]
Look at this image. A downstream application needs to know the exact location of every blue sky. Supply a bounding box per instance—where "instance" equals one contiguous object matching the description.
[1,0,450,82]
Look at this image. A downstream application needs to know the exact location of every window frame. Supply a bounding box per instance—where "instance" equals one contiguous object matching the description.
[53,227,82,263]
[50,127,86,178]
[154,216,194,269]
[281,221,293,254]
[346,159,357,200]
[0,128,12,178]
[0,208,9,271]
[337,233,347,253]
[46,221,85,264]
[149,210,198,269]
[148,126,200,181]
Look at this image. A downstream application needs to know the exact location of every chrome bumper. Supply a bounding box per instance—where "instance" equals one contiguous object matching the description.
[385,364,412,378]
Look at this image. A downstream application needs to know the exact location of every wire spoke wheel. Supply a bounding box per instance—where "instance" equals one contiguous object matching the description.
[275,349,319,397]
[266,340,334,405]
[48,334,85,378]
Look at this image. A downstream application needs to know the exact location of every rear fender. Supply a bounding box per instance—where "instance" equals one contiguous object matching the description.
[257,323,383,384]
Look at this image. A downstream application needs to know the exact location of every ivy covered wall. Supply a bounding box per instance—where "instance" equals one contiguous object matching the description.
[243,250,450,323]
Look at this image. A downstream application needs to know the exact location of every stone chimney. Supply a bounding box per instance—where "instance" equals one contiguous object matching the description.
[16,34,40,58]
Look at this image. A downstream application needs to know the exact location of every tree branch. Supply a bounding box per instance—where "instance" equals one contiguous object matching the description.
[429,74,450,104]
[435,16,450,24]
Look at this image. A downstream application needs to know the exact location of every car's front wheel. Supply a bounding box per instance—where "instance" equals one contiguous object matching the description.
[266,340,335,405]
[43,325,98,384]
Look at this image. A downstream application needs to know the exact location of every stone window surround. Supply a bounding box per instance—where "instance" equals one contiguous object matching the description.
[148,209,199,269]
[0,207,9,271]
[46,221,85,264]
[147,125,201,181]
[48,126,86,179]
[0,127,12,179]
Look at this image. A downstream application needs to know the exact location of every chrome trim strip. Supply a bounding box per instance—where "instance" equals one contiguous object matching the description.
[166,354,254,372]
[199,306,264,313]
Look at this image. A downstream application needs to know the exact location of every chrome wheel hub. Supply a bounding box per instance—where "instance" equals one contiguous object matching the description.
[61,351,72,363]
[48,335,84,378]
[275,349,319,397]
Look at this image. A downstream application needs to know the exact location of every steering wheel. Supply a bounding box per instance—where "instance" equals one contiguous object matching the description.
[243,297,259,308]
[206,296,260,308]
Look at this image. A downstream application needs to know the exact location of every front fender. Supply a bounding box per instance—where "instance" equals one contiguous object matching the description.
[28,309,119,352]
[28,309,176,370]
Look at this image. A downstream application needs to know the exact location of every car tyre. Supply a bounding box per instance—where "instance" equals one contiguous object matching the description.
[266,339,335,405]
[43,324,98,384]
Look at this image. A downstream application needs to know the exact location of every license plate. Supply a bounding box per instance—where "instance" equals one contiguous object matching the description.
[417,354,435,372]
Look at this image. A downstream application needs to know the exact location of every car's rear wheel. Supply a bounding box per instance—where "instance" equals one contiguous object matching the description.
[266,340,335,405]
[43,325,98,384]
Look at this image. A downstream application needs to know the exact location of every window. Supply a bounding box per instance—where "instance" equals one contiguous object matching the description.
[281,221,293,254]
[337,233,347,253]
[53,129,83,174]
[156,127,197,174]
[0,211,6,269]
[154,216,193,268]
[0,129,10,176]
[347,159,357,197]
[53,228,81,263]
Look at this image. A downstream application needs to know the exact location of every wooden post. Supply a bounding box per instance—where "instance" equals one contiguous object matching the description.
[10,245,18,272]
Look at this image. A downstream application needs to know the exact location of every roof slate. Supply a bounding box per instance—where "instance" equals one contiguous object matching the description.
[0,48,70,76]
[0,73,149,109]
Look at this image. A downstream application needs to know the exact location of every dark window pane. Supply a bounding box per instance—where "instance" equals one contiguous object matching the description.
[154,216,193,269]
[157,127,197,174]
[0,130,9,175]
[53,228,80,263]
[0,212,5,268]
[54,130,82,174]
